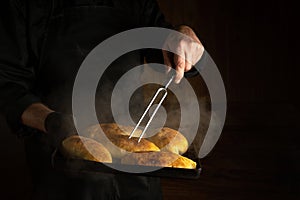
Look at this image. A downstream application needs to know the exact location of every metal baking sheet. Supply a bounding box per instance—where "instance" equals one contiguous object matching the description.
[51,151,202,179]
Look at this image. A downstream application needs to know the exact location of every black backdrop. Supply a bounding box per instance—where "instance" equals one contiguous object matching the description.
[158,0,299,105]
[0,0,299,199]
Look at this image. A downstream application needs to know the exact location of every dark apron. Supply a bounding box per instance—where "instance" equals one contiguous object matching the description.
[25,1,162,199]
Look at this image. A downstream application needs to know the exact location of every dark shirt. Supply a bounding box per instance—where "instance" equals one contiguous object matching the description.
[0,0,172,133]
[0,2,206,199]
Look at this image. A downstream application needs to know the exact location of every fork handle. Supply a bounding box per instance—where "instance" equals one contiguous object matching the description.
[184,67,199,78]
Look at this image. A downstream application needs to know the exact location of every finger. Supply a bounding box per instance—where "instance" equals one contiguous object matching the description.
[184,50,193,70]
[174,54,185,84]
[162,50,172,73]
[192,42,205,64]
[185,60,193,72]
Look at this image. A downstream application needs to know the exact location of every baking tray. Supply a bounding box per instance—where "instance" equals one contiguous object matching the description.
[51,150,202,179]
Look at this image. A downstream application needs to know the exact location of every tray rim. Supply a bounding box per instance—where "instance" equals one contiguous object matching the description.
[52,150,202,179]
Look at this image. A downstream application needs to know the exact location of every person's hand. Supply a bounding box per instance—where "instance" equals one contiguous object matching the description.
[44,112,78,149]
[163,25,205,83]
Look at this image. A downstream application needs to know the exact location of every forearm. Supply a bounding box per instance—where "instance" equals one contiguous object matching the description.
[21,104,77,148]
[21,103,54,133]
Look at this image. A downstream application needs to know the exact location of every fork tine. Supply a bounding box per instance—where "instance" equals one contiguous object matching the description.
[137,88,168,142]
[129,75,175,141]
[128,88,165,139]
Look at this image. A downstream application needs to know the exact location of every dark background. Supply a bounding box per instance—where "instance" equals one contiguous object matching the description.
[1,0,299,199]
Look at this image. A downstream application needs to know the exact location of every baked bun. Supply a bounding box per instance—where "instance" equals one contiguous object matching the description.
[84,123,160,158]
[121,151,196,169]
[61,135,112,163]
[85,123,142,139]
[171,155,197,169]
[108,134,159,152]
[100,123,143,137]
[147,127,188,155]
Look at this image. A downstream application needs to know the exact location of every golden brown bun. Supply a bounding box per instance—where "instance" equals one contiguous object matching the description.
[84,123,160,159]
[147,127,188,155]
[108,134,160,152]
[85,123,142,139]
[171,155,197,169]
[61,135,112,163]
[121,151,196,169]
[100,123,143,137]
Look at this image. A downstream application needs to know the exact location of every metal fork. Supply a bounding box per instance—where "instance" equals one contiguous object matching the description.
[129,74,175,142]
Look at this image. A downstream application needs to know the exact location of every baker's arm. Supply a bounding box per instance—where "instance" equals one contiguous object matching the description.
[21,103,54,132]
[140,0,205,83]
[0,0,43,133]
[21,103,77,148]
[0,1,75,148]
[163,25,205,83]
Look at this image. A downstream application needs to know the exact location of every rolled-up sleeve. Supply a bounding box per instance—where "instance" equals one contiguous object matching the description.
[0,0,40,132]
